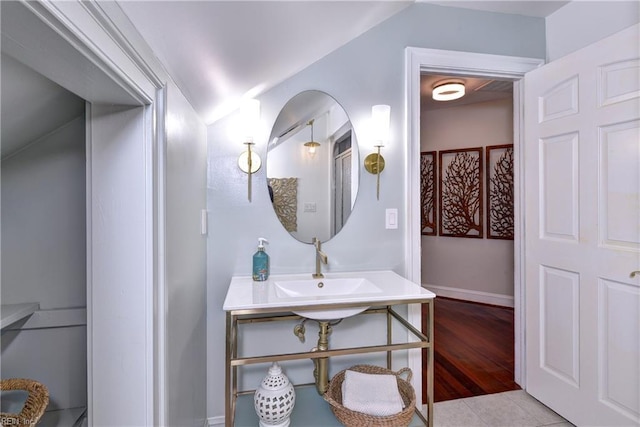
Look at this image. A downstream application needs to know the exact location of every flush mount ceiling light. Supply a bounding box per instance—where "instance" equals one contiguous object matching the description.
[432,82,465,101]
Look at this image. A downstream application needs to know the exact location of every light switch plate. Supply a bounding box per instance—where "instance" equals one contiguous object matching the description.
[385,208,398,229]
[201,209,208,235]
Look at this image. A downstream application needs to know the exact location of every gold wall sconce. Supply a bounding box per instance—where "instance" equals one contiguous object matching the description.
[237,99,261,202]
[303,119,321,158]
[364,104,390,200]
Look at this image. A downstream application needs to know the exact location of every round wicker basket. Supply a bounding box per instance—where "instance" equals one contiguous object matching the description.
[323,365,415,427]
[0,378,49,426]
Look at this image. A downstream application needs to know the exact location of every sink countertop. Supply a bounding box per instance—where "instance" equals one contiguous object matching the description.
[223,270,435,313]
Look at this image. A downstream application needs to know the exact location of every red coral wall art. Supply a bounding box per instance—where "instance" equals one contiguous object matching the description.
[439,147,483,238]
[421,151,437,235]
[486,144,514,239]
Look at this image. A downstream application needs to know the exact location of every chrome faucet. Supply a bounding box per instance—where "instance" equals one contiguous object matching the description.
[312,237,328,278]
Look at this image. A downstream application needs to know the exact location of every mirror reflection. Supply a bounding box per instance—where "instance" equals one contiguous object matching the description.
[267,91,359,244]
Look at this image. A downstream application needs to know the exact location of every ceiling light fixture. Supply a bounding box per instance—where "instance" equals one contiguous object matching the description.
[303,119,320,157]
[432,82,465,101]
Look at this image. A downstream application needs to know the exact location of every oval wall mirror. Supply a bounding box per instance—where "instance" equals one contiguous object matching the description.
[267,91,359,244]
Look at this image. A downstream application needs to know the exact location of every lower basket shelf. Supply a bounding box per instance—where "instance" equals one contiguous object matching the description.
[233,385,426,427]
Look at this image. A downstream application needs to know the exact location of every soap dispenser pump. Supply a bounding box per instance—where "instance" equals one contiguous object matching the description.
[253,238,270,281]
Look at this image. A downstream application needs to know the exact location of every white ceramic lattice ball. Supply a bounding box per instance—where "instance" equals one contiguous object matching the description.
[254,363,296,427]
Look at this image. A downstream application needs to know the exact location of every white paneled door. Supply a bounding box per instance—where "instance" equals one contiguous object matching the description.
[524,24,640,426]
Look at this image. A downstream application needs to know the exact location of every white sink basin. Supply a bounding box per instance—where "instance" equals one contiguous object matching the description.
[273,277,382,320]
[223,270,436,320]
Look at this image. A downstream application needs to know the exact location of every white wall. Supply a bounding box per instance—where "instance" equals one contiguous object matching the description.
[1,115,87,411]
[546,1,640,61]
[206,2,545,419]
[164,82,208,427]
[421,98,515,301]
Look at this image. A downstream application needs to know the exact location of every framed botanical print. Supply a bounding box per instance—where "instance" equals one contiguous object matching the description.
[420,151,437,235]
[486,144,514,239]
[439,147,483,238]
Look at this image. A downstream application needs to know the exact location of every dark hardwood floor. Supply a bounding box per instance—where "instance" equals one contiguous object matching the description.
[423,297,520,403]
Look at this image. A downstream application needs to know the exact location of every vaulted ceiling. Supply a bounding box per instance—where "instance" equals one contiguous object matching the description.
[1,1,569,157]
[117,0,568,124]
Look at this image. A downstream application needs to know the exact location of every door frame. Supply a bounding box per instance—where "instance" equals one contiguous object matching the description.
[2,1,167,423]
[404,47,544,388]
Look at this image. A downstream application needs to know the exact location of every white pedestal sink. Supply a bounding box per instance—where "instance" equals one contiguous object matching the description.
[223,270,435,320]
[273,277,382,320]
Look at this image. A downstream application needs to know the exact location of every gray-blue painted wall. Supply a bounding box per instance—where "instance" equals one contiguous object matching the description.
[206,2,545,418]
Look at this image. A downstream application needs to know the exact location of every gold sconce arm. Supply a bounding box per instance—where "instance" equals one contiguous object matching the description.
[364,146,385,200]
[238,142,261,202]
[236,98,261,202]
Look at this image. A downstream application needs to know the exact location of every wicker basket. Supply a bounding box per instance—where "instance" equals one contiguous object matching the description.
[323,365,416,427]
[0,378,49,426]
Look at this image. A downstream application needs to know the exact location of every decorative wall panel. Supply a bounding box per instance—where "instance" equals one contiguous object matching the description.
[439,147,483,238]
[540,265,580,387]
[486,144,514,239]
[268,178,298,232]
[421,151,437,235]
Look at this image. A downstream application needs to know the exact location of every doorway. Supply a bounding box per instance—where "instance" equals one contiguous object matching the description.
[1,52,88,425]
[403,47,544,407]
[1,1,161,424]
[419,72,518,402]
[333,130,353,235]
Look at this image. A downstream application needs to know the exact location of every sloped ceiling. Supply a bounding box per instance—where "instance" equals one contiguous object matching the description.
[117,0,568,125]
[117,1,414,124]
[425,1,569,17]
[1,53,84,159]
[0,0,569,155]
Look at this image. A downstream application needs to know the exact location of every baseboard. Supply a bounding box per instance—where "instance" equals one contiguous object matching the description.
[422,284,514,308]
[206,416,224,427]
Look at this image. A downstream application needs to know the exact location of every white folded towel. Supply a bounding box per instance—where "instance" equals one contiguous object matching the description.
[341,370,404,417]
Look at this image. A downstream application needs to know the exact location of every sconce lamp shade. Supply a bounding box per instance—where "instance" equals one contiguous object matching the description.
[237,98,261,202]
[240,98,261,143]
[365,104,391,200]
[432,82,465,101]
[371,104,391,147]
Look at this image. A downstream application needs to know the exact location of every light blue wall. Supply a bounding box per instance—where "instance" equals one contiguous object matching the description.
[546,1,640,61]
[165,82,208,427]
[206,2,545,418]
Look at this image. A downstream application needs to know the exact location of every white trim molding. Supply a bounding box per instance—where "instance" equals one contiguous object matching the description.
[207,416,225,427]
[4,1,171,425]
[404,46,544,393]
[423,284,515,308]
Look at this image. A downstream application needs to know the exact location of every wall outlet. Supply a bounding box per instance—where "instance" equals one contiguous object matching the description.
[304,202,317,213]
